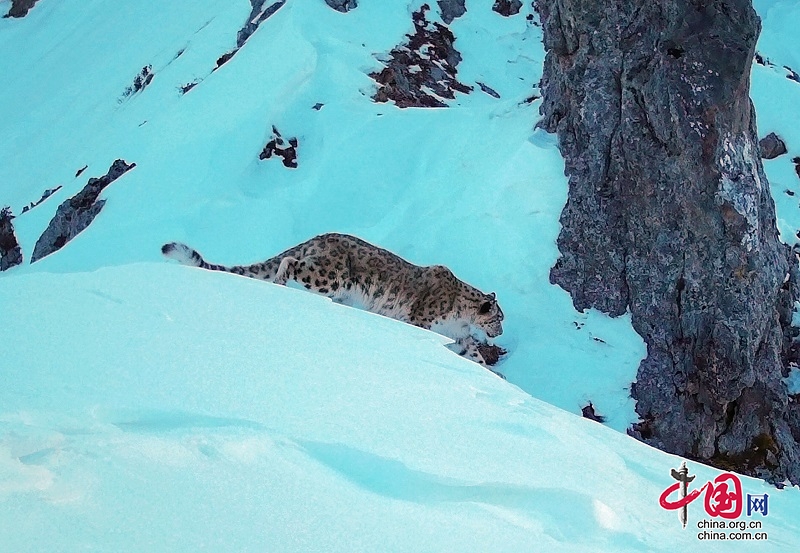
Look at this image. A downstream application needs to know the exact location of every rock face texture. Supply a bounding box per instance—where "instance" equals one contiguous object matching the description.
[0,207,22,271]
[538,0,800,483]
[371,4,472,108]
[31,160,135,263]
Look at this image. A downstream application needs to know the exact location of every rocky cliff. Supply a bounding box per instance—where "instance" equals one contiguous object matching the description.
[538,0,800,483]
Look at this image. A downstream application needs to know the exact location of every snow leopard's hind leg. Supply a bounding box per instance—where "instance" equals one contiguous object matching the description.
[273,256,300,285]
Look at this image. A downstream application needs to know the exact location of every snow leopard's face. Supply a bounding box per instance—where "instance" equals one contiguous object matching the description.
[474,292,504,338]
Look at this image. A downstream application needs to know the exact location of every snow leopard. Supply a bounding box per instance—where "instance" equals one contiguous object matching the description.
[161,233,505,369]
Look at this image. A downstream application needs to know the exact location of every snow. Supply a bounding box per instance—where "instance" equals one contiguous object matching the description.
[752,0,800,245]
[3,264,799,551]
[786,365,800,395]
[1,0,800,550]
[0,0,644,430]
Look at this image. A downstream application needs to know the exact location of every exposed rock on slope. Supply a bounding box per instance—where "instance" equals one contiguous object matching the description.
[477,82,501,98]
[493,0,522,17]
[437,0,466,24]
[371,4,472,108]
[213,1,286,72]
[324,0,357,13]
[4,0,40,18]
[538,0,800,483]
[581,402,606,424]
[120,65,154,101]
[237,0,286,47]
[760,132,787,159]
[21,185,61,214]
[0,207,22,271]
[31,160,135,263]
[259,126,298,168]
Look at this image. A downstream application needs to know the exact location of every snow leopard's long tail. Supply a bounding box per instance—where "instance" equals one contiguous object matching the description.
[161,242,283,280]
[161,242,210,268]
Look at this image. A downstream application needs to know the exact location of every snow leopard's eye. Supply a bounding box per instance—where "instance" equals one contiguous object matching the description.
[479,301,492,314]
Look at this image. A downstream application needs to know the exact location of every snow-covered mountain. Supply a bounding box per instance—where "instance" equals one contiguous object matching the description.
[2,0,800,550]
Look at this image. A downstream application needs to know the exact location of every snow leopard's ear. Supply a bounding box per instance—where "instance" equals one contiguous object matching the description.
[488,292,496,301]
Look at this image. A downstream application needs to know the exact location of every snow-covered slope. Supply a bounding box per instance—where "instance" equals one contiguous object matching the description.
[753,1,800,245]
[0,0,644,430]
[2,264,799,552]
[3,0,800,550]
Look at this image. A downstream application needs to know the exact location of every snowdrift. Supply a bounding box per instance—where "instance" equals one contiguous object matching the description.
[1,264,799,551]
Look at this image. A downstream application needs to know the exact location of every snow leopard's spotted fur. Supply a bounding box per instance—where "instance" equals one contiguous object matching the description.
[162,233,504,368]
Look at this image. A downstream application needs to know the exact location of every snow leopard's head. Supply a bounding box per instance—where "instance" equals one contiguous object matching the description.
[473,292,504,338]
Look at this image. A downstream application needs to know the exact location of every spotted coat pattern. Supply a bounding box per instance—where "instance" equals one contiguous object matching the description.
[162,233,504,366]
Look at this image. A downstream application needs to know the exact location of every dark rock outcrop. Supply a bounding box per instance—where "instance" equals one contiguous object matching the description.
[437,0,466,24]
[324,0,357,13]
[0,207,22,271]
[180,81,200,95]
[371,4,472,108]
[121,66,154,101]
[237,0,286,47]
[477,82,501,99]
[581,402,606,424]
[212,1,286,73]
[755,52,774,67]
[259,126,298,168]
[4,0,40,18]
[31,160,135,263]
[493,0,522,17]
[21,185,61,214]
[538,0,800,483]
[214,50,237,71]
[760,133,787,160]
